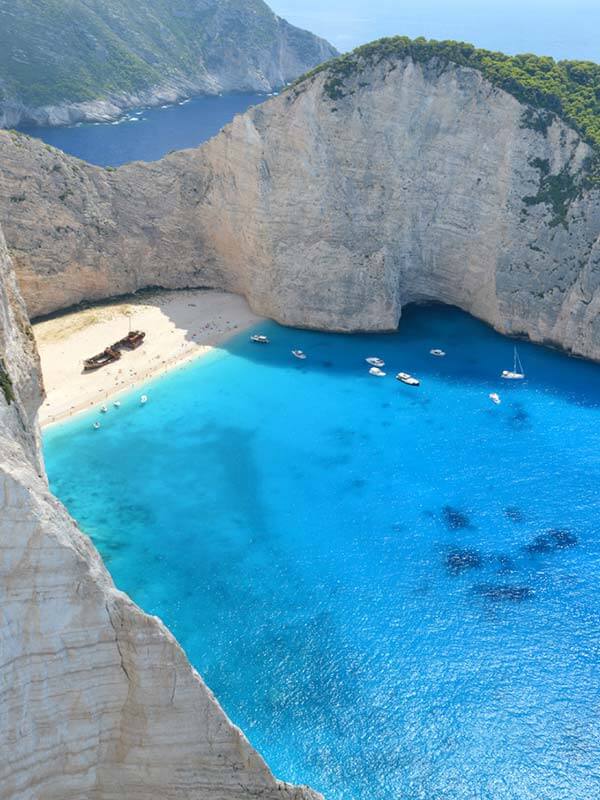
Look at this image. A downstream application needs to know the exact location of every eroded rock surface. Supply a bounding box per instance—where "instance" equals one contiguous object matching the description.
[1,55,599,359]
[0,224,319,800]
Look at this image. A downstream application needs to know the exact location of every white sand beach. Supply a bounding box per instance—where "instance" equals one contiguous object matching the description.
[34,289,262,427]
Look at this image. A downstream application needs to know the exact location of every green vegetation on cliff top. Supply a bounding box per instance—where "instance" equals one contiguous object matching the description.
[299,36,600,158]
[0,0,335,108]
[0,358,14,405]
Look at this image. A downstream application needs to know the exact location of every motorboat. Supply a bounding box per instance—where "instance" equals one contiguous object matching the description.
[489,393,501,405]
[292,350,307,360]
[502,346,525,380]
[430,349,446,357]
[366,357,385,368]
[396,372,420,386]
[250,334,270,344]
[140,395,148,405]
[369,367,386,377]
[93,422,101,430]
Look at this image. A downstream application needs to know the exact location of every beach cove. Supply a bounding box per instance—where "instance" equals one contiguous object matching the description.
[43,305,600,800]
[34,289,261,426]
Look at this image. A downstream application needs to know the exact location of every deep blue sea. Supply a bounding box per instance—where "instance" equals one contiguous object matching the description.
[44,306,600,800]
[15,1,600,168]
[16,93,266,167]
[271,0,600,61]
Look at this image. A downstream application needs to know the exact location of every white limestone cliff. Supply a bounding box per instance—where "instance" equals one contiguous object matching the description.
[0,226,320,799]
[0,54,598,360]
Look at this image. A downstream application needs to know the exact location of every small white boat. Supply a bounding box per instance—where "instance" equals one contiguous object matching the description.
[489,393,501,405]
[250,334,270,344]
[502,346,525,380]
[100,405,108,414]
[113,401,121,408]
[292,350,307,360]
[396,372,420,386]
[140,395,148,405]
[93,422,101,430]
[366,357,385,368]
[369,367,386,377]
[430,349,446,357]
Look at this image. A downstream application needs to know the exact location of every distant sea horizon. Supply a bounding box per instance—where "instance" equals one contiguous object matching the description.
[14,1,600,167]
[270,0,600,62]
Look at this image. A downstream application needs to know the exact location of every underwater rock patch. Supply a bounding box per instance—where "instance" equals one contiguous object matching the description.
[525,528,578,554]
[509,405,530,429]
[473,584,534,602]
[442,506,473,530]
[446,548,483,575]
[504,506,525,523]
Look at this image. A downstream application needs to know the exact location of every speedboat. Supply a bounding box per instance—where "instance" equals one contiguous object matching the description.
[489,393,501,405]
[502,346,525,380]
[100,405,108,414]
[140,395,148,405]
[250,334,270,344]
[396,372,420,386]
[366,357,385,368]
[113,401,121,408]
[292,350,307,360]
[369,367,386,377]
[430,349,446,357]
[93,422,101,430]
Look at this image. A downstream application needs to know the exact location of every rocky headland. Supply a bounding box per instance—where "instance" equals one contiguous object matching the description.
[2,35,600,800]
[0,224,319,799]
[1,39,599,359]
[0,0,336,128]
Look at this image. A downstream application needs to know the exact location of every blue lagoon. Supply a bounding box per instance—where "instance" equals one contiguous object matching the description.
[17,93,266,167]
[44,306,600,800]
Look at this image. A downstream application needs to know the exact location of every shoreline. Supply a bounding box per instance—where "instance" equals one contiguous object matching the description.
[34,289,262,428]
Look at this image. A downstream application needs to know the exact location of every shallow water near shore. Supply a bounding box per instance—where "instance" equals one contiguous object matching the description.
[44,305,600,800]
[17,92,266,167]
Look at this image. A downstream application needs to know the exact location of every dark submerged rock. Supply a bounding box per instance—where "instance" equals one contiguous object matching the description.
[504,506,525,523]
[443,506,472,530]
[446,548,483,575]
[525,528,578,554]
[473,584,534,602]
[508,405,530,429]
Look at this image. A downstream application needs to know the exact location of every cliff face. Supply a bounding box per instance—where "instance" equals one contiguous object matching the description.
[0,0,336,128]
[0,226,320,799]
[1,54,599,359]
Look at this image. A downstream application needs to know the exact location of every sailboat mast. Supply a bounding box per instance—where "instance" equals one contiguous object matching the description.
[514,346,524,376]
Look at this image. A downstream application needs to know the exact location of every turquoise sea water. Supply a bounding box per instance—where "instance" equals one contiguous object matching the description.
[16,93,265,167]
[44,306,600,800]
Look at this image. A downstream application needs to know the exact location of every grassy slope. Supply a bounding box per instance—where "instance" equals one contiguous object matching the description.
[0,0,334,107]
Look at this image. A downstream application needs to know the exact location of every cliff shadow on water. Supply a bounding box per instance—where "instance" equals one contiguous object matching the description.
[210,302,600,409]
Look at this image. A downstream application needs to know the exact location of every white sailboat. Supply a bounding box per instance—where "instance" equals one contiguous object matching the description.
[501,346,525,380]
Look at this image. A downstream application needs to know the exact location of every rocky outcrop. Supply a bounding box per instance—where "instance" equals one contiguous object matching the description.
[1,53,599,360]
[0,225,319,799]
[0,0,336,128]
